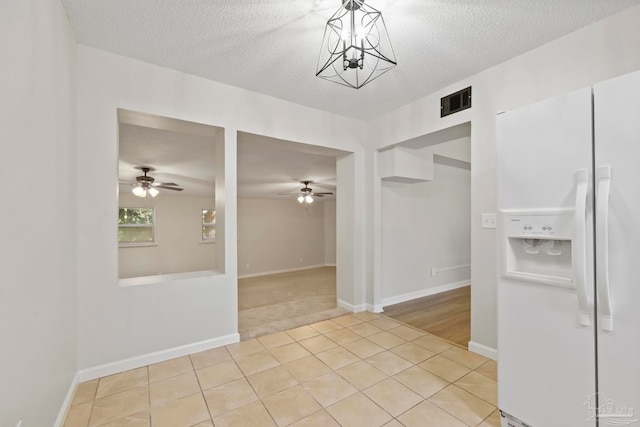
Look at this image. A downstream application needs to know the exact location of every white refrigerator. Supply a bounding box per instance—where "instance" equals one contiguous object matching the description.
[496,69,640,427]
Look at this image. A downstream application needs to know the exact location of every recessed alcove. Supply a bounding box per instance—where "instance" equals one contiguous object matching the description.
[117,109,225,284]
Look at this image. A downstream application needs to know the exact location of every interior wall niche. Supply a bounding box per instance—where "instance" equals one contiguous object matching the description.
[117,109,224,280]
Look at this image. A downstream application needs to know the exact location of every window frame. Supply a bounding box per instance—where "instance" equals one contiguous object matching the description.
[202,208,216,243]
[118,207,156,247]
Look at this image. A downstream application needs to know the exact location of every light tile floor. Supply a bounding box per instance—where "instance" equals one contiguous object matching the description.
[63,312,500,427]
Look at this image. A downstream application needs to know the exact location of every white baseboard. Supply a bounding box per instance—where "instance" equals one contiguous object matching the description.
[324,263,337,267]
[381,280,470,308]
[369,303,384,313]
[238,264,328,279]
[338,301,382,313]
[76,333,239,383]
[54,371,81,427]
[56,333,239,425]
[468,341,498,361]
[337,299,368,313]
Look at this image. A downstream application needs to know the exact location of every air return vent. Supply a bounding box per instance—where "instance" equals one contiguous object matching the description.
[441,86,472,117]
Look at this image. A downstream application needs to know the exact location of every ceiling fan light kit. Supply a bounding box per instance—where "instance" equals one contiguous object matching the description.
[316,0,397,89]
[133,185,159,198]
[126,166,184,198]
[298,195,314,204]
[294,181,333,204]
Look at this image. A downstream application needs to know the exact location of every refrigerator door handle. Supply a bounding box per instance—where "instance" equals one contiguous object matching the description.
[596,166,613,331]
[573,169,591,326]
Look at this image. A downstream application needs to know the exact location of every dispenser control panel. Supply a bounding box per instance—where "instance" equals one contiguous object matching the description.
[501,209,574,288]
[503,210,573,239]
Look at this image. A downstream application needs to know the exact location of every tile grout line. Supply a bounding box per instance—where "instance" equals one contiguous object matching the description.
[86,377,100,427]
[143,366,148,425]
[303,320,417,426]
[275,338,334,416]
[427,389,477,427]
[72,313,498,427]
[187,352,215,426]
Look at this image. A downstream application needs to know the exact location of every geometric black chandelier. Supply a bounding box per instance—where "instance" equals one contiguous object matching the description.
[316,0,397,89]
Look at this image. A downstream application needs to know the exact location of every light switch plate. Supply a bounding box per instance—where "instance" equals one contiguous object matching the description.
[482,213,496,229]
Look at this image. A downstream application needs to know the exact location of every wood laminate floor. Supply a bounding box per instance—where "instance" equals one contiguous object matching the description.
[382,286,471,348]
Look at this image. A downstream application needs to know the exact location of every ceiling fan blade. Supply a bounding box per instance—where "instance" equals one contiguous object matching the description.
[314,192,334,195]
[155,185,183,191]
[152,182,179,187]
[309,182,336,191]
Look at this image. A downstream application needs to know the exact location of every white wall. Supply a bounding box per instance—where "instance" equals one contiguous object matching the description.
[119,194,216,278]
[336,153,368,311]
[381,160,471,305]
[237,198,329,276]
[75,45,367,372]
[0,1,77,425]
[324,201,337,265]
[369,5,640,355]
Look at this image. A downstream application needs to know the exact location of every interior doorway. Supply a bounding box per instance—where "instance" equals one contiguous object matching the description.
[378,123,472,347]
[236,132,350,339]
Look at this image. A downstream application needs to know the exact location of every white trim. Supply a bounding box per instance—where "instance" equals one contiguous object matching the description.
[118,269,223,287]
[368,303,384,313]
[468,341,498,361]
[324,263,337,267]
[353,304,367,312]
[337,299,367,313]
[238,264,328,279]
[337,299,353,311]
[381,281,470,307]
[119,242,157,248]
[54,372,81,427]
[430,264,470,277]
[76,333,239,383]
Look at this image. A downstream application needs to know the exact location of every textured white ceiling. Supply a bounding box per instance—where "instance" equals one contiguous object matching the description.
[62,0,639,119]
[237,131,347,200]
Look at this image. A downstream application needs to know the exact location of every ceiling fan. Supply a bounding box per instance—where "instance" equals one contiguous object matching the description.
[121,166,183,197]
[292,181,333,204]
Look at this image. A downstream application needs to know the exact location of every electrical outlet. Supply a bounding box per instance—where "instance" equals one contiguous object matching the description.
[481,213,496,229]
[430,267,437,277]
[16,421,22,427]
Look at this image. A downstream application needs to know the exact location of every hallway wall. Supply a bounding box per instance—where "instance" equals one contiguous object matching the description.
[381,159,471,304]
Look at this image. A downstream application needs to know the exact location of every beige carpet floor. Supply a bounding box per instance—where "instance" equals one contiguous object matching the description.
[238,266,349,340]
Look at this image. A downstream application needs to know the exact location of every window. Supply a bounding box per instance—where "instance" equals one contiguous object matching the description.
[118,208,154,244]
[202,209,216,242]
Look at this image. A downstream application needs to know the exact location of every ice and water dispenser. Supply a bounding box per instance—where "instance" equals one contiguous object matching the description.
[502,210,574,288]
